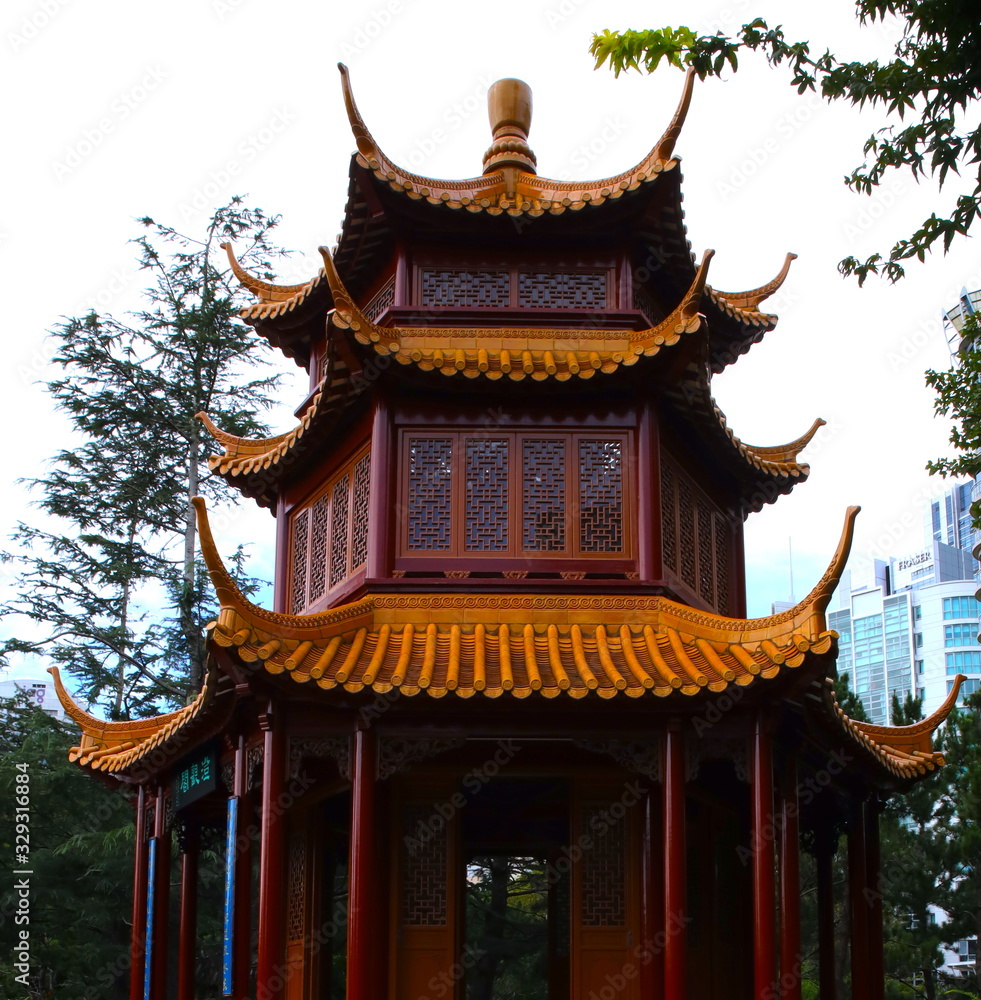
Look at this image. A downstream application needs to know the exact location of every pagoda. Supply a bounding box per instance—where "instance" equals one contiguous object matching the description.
[53,66,963,1000]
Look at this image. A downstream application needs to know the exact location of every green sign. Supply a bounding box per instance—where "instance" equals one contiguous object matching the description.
[172,745,218,811]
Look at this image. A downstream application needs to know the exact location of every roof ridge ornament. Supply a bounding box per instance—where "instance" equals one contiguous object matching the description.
[482,78,537,175]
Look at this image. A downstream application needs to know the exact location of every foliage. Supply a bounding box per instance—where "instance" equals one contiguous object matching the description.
[835,670,870,722]
[590,1,981,283]
[927,313,981,527]
[1,199,286,716]
[465,856,549,1000]
[0,694,134,999]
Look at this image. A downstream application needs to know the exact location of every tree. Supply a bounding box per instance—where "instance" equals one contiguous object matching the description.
[0,694,134,999]
[589,1,981,284]
[927,312,981,525]
[935,691,981,993]
[1,199,287,715]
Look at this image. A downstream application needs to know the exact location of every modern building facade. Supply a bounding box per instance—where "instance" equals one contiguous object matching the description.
[0,673,67,720]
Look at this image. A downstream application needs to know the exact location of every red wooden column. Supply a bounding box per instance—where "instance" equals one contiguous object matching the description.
[227,736,253,1000]
[779,756,802,1000]
[177,823,199,1000]
[848,805,869,1000]
[130,785,148,1000]
[751,713,776,1000]
[150,786,171,1000]
[257,710,287,997]
[814,827,837,1000]
[865,797,885,1000]
[640,784,663,996]
[663,718,686,1000]
[348,726,379,1000]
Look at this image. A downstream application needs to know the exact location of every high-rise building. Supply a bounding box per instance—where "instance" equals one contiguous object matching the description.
[828,484,980,724]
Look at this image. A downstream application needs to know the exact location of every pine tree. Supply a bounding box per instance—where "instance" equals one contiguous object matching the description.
[1,199,287,715]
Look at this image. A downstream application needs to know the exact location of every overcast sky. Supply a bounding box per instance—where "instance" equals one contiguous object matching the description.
[2,0,976,682]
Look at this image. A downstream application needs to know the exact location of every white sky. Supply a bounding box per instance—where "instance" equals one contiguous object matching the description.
[2,0,977,680]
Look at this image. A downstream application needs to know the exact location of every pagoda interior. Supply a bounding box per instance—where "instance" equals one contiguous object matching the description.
[53,65,963,1000]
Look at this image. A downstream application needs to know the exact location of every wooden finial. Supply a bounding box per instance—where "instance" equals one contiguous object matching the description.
[483,78,537,174]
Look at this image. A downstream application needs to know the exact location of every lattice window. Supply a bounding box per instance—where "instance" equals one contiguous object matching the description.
[363,277,395,322]
[465,438,509,550]
[329,475,350,588]
[660,452,733,615]
[420,269,510,308]
[578,439,623,553]
[287,834,306,942]
[523,439,567,551]
[580,805,625,926]
[714,515,731,615]
[518,270,607,309]
[678,478,696,589]
[308,493,330,604]
[289,513,309,615]
[350,454,371,569]
[288,445,370,612]
[661,460,677,573]
[400,431,632,561]
[407,438,454,550]
[401,803,448,926]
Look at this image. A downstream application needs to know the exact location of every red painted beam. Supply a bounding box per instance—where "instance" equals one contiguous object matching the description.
[130,785,148,1000]
[348,727,378,1000]
[752,714,776,1000]
[663,719,686,1000]
[257,715,286,998]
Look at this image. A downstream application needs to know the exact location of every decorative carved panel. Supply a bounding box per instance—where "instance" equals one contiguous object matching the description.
[688,737,748,782]
[401,803,448,925]
[351,453,371,570]
[288,446,370,613]
[289,512,309,615]
[289,737,351,782]
[246,744,264,792]
[399,431,633,562]
[578,439,623,553]
[660,452,733,615]
[406,437,454,550]
[308,493,330,605]
[465,438,509,551]
[580,804,625,926]
[522,438,567,551]
[363,277,395,322]
[574,739,660,781]
[420,268,510,308]
[287,832,306,942]
[518,270,607,309]
[377,737,465,780]
[329,475,350,589]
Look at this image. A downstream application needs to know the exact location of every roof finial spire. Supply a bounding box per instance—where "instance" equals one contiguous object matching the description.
[483,78,537,175]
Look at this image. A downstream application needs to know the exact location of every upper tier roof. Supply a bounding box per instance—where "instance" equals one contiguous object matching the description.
[225,67,797,375]
[50,501,961,786]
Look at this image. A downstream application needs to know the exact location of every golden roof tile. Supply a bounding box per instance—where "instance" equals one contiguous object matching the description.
[193,498,857,702]
[818,674,962,779]
[49,665,220,775]
[322,245,712,380]
[337,63,695,217]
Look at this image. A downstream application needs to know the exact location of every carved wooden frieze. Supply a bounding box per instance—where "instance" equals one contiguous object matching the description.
[289,737,351,781]
[377,737,465,780]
